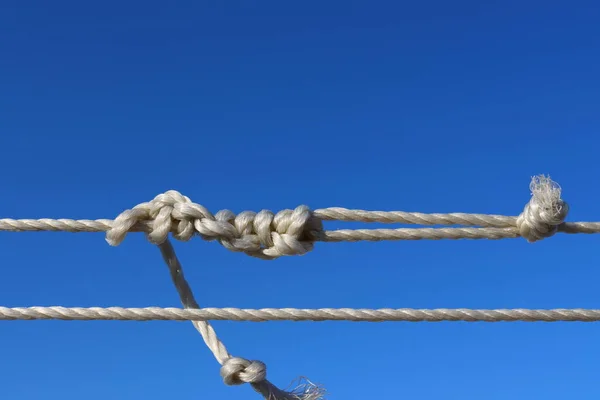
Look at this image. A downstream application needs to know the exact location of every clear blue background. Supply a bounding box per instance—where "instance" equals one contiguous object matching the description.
[1,1,600,399]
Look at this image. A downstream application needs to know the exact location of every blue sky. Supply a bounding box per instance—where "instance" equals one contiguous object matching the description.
[1,1,600,399]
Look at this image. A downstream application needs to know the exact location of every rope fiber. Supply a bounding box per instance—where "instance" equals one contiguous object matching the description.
[1,176,598,260]
[2,174,598,399]
[3,306,600,322]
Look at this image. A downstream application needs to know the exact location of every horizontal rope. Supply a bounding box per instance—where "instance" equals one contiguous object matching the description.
[0,175,595,399]
[1,220,599,241]
[0,175,597,259]
[3,306,600,322]
[0,212,525,232]
[3,218,599,236]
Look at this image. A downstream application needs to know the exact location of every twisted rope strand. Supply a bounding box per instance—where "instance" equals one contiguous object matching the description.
[314,209,519,226]
[2,220,598,239]
[317,227,521,241]
[0,174,596,399]
[157,239,324,400]
[158,240,231,364]
[0,176,596,259]
[2,306,600,322]
[2,221,599,239]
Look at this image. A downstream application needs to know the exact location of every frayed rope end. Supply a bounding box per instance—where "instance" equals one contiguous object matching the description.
[252,376,327,400]
[517,174,569,242]
[529,174,569,222]
[282,377,327,400]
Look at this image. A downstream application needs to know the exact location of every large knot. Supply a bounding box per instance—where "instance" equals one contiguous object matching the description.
[516,175,569,242]
[106,191,322,259]
[220,357,267,386]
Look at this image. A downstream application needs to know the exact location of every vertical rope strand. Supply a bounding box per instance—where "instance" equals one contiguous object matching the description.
[157,240,325,399]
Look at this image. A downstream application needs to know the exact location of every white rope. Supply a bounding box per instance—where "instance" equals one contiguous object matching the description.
[3,306,600,322]
[1,174,597,398]
[1,175,597,259]
[157,239,324,400]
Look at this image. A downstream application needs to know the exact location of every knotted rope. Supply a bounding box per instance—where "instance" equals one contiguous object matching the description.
[101,175,578,250]
[4,175,599,260]
[515,175,569,242]
[107,194,322,259]
[158,239,324,399]
[2,174,600,399]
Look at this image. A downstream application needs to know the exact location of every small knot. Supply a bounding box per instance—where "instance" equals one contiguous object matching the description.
[106,191,322,259]
[106,190,199,246]
[220,357,267,386]
[516,175,569,242]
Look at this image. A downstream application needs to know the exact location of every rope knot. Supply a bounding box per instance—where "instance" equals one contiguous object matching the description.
[106,191,322,259]
[148,191,197,243]
[220,357,267,386]
[516,175,569,242]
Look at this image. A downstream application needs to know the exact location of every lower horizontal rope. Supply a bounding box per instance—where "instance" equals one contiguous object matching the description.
[3,306,600,322]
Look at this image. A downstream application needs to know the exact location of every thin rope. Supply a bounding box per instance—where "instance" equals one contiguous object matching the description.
[157,239,324,400]
[0,175,596,259]
[1,174,596,399]
[3,306,600,322]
